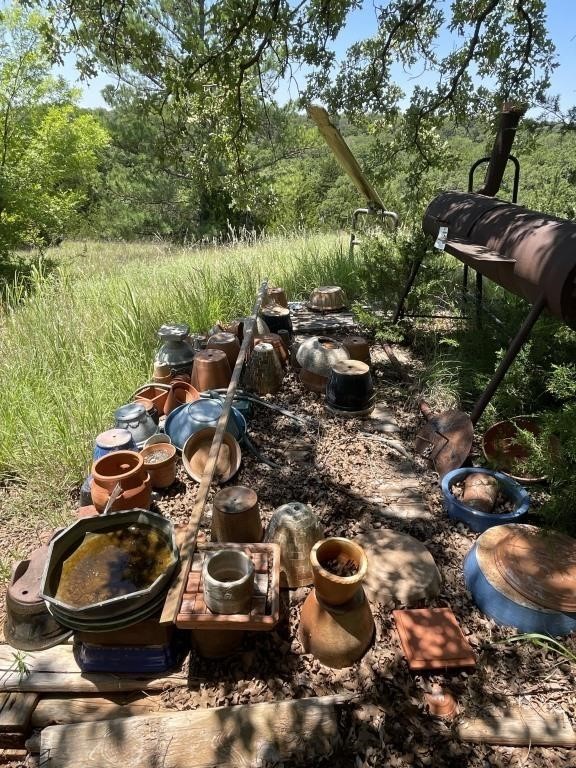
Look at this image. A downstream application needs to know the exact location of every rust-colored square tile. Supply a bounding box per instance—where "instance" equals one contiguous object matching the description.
[393,607,476,671]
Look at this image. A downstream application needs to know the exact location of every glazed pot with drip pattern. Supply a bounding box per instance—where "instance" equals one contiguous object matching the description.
[90,450,152,512]
[154,323,197,374]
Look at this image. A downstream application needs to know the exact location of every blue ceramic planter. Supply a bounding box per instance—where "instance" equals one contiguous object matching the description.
[164,399,246,451]
[442,467,529,532]
[93,428,136,461]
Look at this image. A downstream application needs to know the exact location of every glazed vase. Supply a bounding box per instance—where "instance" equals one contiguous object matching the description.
[242,342,284,395]
[264,502,324,588]
[90,450,151,512]
[296,336,350,380]
[93,429,136,461]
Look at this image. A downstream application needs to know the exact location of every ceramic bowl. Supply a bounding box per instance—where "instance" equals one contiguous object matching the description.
[182,428,241,483]
[308,286,347,312]
[164,398,246,451]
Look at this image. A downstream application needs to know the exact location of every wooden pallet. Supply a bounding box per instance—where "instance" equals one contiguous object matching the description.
[176,543,280,630]
[290,303,357,334]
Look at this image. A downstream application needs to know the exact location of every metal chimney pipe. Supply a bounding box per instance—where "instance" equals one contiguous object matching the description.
[476,103,525,197]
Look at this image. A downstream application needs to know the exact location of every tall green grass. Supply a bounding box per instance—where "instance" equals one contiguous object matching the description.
[0,233,359,506]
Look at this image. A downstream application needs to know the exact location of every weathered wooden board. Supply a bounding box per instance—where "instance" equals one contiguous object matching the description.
[291,306,357,334]
[41,696,347,768]
[31,695,167,727]
[0,747,27,762]
[0,645,187,693]
[0,692,38,732]
[458,706,576,746]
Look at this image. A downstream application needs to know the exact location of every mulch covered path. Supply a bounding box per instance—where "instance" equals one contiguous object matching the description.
[1,342,575,767]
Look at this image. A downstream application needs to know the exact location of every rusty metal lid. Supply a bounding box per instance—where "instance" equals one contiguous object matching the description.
[494,526,576,613]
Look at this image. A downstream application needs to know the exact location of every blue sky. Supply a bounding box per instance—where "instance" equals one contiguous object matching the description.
[61,0,575,113]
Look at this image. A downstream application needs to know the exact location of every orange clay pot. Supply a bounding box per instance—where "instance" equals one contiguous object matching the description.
[310,537,368,606]
[190,349,232,391]
[164,380,201,416]
[140,443,178,489]
[207,332,241,370]
[90,451,151,513]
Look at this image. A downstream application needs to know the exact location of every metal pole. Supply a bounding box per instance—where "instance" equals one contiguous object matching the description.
[392,256,424,324]
[470,295,546,424]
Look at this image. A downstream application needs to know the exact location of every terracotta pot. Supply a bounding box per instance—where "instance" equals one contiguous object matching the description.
[308,286,347,312]
[172,372,191,384]
[298,587,374,668]
[325,360,375,416]
[261,305,292,337]
[90,451,152,512]
[424,685,458,719]
[299,367,328,393]
[182,427,241,483]
[134,385,169,415]
[212,486,262,543]
[164,380,201,416]
[141,443,177,489]
[153,373,173,385]
[310,537,368,606]
[223,319,241,338]
[264,286,288,308]
[461,472,499,513]
[202,550,255,615]
[296,336,350,378]
[242,342,284,395]
[207,332,240,370]
[135,397,160,426]
[153,363,172,380]
[253,333,289,367]
[342,336,371,366]
[191,349,232,392]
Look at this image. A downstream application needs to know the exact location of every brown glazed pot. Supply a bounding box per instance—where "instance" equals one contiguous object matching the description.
[191,349,232,392]
[342,336,371,367]
[264,286,288,308]
[242,342,284,395]
[140,443,178,489]
[253,333,289,367]
[310,537,368,606]
[325,360,376,417]
[212,486,262,543]
[134,385,169,415]
[261,305,292,337]
[207,332,241,371]
[90,451,151,512]
[164,380,201,416]
[298,587,374,668]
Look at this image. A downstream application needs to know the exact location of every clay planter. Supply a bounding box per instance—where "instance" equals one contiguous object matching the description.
[264,502,324,588]
[152,362,172,382]
[93,428,136,461]
[461,472,499,513]
[310,537,368,606]
[212,486,262,543]
[299,367,329,393]
[253,333,289,367]
[141,443,177,489]
[325,360,376,417]
[242,342,284,395]
[342,336,371,366]
[296,336,350,379]
[182,427,241,484]
[191,349,232,392]
[261,305,292,337]
[202,550,255,615]
[264,286,288,308]
[308,286,347,312]
[207,332,240,370]
[164,380,201,416]
[135,397,160,426]
[90,450,151,513]
[134,385,169,416]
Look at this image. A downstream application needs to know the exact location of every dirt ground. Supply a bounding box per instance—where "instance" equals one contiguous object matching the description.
[1,341,575,767]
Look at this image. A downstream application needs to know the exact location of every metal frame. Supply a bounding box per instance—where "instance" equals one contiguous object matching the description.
[348,205,399,258]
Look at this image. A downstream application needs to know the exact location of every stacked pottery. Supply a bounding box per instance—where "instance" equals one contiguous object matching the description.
[164,380,200,416]
[152,363,172,384]
[299,537,374,668]
[134,384,170,416]
[261,305,292,337]
[212,487,262,543]
[296,336,350,393]
[136,397,160,426]
[90,450,152,513]
[141,443,178,489]
[253,333,289,368]
[325,360,376,417]
[114,402,157,448]
[190,349,232,392]
[155,323,196,375]
[242,342,284,395]
[342,336,371,367]
[207,332,240,370]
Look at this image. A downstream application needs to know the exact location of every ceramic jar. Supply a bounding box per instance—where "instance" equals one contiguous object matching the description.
[93,429,136,461]
[310,537,368,606]
[114,402,158,448]
[342,336,371,366]
[164,381,201,416]
[253,333,289,367]
[242,342,284,395]
[202,550,255,614]
[325,360,376,416]
[155,323,196,374]
[90,451,151,513]
[141,444,177,489]
[212,486,262,543]
[207,332,240,370]
[261,306,292,337]
[190,349,232,392]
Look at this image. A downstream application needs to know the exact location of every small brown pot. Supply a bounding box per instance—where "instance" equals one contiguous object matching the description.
[191,349,232,392]
[325,360,376,417]
[90,451,152,513]
[261,306,292,337]
[182,428,241,483]
[207,332,240,370]
[152,363,172,381]
[171,372,191,384]
[135,397,160,426]
[164,380,201,416]
[299,367,328,393]
[141,443,177,489]
[310,537,368,606]
[462,472,499,513]
[253,333,289,367]
[264,286,288,308]
[342,336,371,366]
[134,385,169,415]
[212,486,262,543]
[242,342,284,395]
[308,286,347,312]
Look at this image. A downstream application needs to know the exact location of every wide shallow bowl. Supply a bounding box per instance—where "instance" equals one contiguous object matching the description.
[40,509,179,626]
[164,398,246,450]
[441,467,530,533]
[307,286,348,312]
[482,416,551,484]
[182,428,241,483]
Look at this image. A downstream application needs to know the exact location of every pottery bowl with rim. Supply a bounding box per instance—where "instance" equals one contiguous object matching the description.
[164,398,246,451]
[482,416,555,484]
[310,537,368,606]
[308,286,348,312]
[182,427,241,483]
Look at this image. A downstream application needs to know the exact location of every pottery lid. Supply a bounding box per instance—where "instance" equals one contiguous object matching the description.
[114,402,146,422]
[96,428,134,450]
[157,323,190,341]
[331,360,370,376]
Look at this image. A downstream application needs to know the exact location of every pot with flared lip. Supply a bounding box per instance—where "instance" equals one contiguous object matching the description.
[310,537,368,606]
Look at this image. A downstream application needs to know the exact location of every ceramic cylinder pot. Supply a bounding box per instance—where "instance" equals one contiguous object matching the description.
[325,360,376,416]
[342,336,371,367]
[93,429,136,461]
[264,286,288,308]
[207,332,240,371]
[261,306,292,337]
[253,333,289,368]
[140,443,177,489]
[114,402,158,448]
[202,550,255,615]
[164,381,201,416]
[90,451,152,513]
[212,486,262,543]
[155,323,196,374]
[191,349,232,392]
[152,362,172,381]
[242,342,284,395]
[310,537,368,606]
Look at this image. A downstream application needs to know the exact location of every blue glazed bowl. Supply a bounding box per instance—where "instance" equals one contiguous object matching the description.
[164,399,246,451]
[441,467,529,532]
